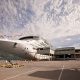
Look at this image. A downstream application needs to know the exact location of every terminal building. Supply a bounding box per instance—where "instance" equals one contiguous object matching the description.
[54,47,80,60]
[75,49,80,59]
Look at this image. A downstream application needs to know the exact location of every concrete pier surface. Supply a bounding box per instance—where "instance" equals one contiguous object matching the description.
[0,60,80,80]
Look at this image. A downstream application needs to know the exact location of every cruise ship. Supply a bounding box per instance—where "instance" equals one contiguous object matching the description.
[0,36,52,60]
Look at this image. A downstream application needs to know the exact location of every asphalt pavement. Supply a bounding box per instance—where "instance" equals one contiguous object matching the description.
[0,60,80,80]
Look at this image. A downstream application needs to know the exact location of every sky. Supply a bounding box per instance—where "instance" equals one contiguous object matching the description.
[0,0,80,49]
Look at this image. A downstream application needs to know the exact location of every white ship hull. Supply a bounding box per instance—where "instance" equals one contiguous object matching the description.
[0,36,52,60]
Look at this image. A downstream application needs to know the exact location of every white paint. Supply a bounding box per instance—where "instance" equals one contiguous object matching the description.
[58,65,64,80]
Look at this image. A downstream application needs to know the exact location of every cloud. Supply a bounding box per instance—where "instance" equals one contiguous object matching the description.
[0,0,80,48]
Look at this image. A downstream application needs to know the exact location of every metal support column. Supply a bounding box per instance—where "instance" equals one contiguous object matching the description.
[64,54,65,60]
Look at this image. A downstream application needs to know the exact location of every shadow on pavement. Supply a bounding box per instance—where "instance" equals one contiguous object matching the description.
[29,68,80,80]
